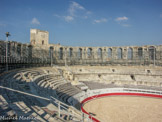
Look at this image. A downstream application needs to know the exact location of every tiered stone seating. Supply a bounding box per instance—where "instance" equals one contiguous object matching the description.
[0,68,73,121]
[12,69,45,83]
[55,83,82,104]
[35,74,67,90]
[69,66,162,88]
[81,81,119,90]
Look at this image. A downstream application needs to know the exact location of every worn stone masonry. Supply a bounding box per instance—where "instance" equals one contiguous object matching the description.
[0,29,162,66]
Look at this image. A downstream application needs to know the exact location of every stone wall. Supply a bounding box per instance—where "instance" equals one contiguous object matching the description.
[50,44,162,66]
[0,40,30,60]
[0,39,162,66]
[0,28,162,66]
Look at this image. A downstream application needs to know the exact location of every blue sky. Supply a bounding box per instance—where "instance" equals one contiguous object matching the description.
[0,0,162,47]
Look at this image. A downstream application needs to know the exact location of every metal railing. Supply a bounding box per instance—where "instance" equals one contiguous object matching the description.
[50,96,87,122]
[79,87,162,103]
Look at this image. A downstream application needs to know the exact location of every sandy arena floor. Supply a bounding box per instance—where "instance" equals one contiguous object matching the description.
[83,96,162,122]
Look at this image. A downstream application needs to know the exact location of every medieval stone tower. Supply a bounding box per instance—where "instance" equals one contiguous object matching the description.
[30,29,49,45]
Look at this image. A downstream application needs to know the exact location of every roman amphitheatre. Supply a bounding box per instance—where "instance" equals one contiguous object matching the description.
[0,29,162,122]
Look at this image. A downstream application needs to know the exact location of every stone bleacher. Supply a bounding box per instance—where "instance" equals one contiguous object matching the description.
[69,66,162,88]
[1,66,162,122]
[55,83,82,104]
[35,74,67,90]
[81,81,119,90]
[0,67,76,121]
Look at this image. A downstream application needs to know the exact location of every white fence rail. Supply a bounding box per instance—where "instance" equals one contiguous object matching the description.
[71,87,162,106]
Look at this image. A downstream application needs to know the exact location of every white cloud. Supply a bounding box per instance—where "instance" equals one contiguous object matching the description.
[31,18,40,25]
[115,16,128,21]
[53,14,61,18]
[115,16,130,27]
[65,1,91,22]
[86,11,92,15]
[54,14,74,22]
[93,18,108,24]
[53,2,92,22]
[69,1,85,16]
[64,16,74,22]
[84,11,92,19]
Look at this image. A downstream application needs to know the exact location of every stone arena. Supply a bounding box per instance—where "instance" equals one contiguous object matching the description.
[0,29,162,122]
[83,95,162,122]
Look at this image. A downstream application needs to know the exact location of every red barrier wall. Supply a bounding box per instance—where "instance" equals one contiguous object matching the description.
[81,92,162,122]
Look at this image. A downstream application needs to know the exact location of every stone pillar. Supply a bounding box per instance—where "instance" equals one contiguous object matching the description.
[93,48,97,60]
[143,46,149,61]
[82,48,86,60]
[122,47,127,60]
[132,47,138,60]
[103,48,107,61]
[112,47,117,60]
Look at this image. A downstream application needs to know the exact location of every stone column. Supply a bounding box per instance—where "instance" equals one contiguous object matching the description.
[122,47,127,60]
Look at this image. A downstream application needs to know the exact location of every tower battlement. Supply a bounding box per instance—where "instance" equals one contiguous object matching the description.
[30,29,49,46]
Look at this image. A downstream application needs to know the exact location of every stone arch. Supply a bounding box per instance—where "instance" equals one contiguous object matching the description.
[149,46,156,60]
[98,48,102,59]
[17,44,21,57]
[49,46,54,65]
[28,45,33,58]
[127,47,133,59]
[87,48,92,58]
[118,48,122,59]
[59,47,63,59]
[138,47,143,59]
[0,41,5,56]
[108,48,112,58]
[78,48,82,59]
[69,48,73,58]
[21,44,27,58]
[49,46,54,58]
[12,42,16,52]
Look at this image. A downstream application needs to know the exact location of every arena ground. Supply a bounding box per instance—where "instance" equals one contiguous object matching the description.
[83,96,162,122]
